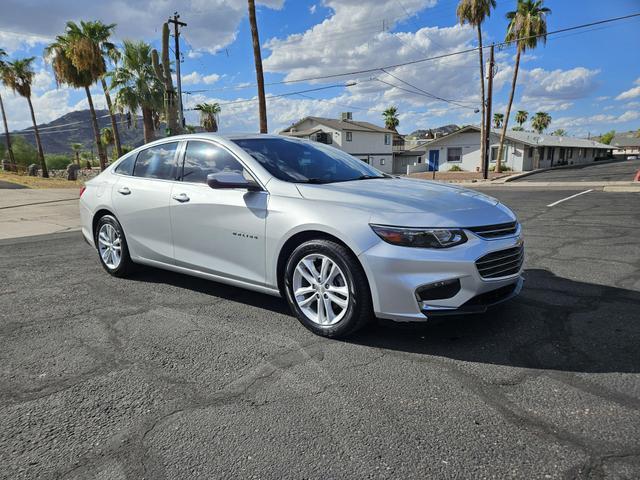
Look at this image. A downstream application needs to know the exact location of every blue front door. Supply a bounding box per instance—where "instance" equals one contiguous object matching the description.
[428,150,439,171]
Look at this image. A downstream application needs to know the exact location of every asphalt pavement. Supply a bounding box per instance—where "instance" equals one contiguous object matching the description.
[1,187,639,479]
[512,158,640,183]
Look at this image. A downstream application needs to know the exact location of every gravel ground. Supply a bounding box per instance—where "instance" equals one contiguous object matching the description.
[0,187,639,479]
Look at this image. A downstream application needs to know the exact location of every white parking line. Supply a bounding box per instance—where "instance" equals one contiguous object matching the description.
[546,189,594,207]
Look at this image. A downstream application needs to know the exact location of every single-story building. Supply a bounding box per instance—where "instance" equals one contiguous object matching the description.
[611,135,640,159]
[280,113,396,173]
[403,125,613,173]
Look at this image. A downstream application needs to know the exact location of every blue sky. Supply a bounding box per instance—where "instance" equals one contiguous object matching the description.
[1,0,639,137]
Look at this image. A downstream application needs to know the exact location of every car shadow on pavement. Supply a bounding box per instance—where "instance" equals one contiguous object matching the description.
[354,269,640,374]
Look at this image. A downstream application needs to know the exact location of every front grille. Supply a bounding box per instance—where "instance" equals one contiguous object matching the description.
[475,244,524,279]
[468,221,518,239]
[463,283,518,307]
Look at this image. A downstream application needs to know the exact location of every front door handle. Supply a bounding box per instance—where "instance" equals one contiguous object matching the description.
[172,193,190,203]
[118,187,131,195]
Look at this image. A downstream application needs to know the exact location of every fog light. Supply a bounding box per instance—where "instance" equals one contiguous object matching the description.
[415,279,461,301]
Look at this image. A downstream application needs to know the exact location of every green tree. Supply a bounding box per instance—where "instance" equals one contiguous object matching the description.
[194,103,221,132]
[101,127,115,160]
[110,40,163,144]
[599,130,615,145]
[456,0,496,174]
[493,113,504,128]
[70,142,83,165]
[512,126,524,131]
[497,0,551,172]
[45,22,110,170]
[382,106,400,132]
[65,21,123,158]
[515,110,528,128]
[551,128,567,137]
[9,135,38,168]
[0,48,16,169]
[531,111,551,134]
[1,57,48,177]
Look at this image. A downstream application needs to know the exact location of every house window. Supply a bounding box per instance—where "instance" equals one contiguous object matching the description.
[417,156,422,164]
[568,148,573,159]
[527,147,533,158]
[345,131,352,142]
[447,147,462,163]
[313,132,332,145]
[380,158,385,165]
[547,147,555,160]
[384,133,391,145]
[490,146,504,162]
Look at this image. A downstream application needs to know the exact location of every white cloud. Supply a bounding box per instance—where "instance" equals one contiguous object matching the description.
[0,0,284,54]
[521,67,600,101]
[310,4,317,14]
[616,78,640,101]
[182,72,221,85]
[554,110,640,129]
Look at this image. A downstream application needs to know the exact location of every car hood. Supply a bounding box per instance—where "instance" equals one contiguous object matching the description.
[295,177,516,227]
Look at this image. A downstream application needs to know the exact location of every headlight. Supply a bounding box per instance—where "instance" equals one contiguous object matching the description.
[370,224,467,248]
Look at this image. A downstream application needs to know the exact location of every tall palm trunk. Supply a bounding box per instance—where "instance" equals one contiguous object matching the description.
[141,107,155,144]
[85,86,107,170]
[248,0,268,133]
[26,95,48,178]
[101,78,122,158]
[496,45,521,172]
[0,93,16,170]
[477,25,486,175]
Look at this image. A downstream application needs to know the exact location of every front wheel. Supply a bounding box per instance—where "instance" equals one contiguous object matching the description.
[284,239,372,338]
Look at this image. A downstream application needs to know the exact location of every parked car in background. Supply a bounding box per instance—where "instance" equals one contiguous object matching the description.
[80,134,524,337]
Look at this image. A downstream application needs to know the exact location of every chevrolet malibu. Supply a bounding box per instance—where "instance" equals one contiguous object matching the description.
[80,134,523,337]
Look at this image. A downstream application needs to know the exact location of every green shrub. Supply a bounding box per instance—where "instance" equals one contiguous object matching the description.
[46,154,73,170]
[489,164,512,172]
[448,165,463,172]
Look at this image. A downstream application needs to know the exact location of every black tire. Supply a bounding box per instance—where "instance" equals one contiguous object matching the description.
[284,239,373,338]
[94,214,135,277]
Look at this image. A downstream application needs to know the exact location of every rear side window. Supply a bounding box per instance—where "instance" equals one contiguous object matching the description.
[133,143,179,180]
[114,154,135,175]
[181,141,244,183]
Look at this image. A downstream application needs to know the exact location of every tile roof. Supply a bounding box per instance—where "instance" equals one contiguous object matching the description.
[611,135,640,148]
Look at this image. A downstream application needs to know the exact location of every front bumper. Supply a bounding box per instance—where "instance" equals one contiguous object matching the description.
[358,229,524,322]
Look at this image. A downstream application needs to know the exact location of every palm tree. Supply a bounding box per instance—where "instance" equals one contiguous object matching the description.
[515,110,528,128]
[45,25,108,170]
[531,111,551,134]
[1,57,48,177]
[493,113,504,128]
[248,0,268,133]
[382,106,400,132]
[194,103,221,132]
[0,49,16,170]
[456,0,496,174]
[70,142,83,165]
[110,40,163,144]
[65,21,123,158]
[101,127,114,160]
[496,0,551,172]
[551,128,566,137]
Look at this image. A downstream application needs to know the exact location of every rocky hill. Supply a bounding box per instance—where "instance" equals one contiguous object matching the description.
[5,109,155,154]
[407,124,460,138]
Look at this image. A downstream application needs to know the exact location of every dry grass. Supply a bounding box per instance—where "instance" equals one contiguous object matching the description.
[0,171,85,189]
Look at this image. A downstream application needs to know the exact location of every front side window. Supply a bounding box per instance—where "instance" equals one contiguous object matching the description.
[384,134,391,145]
[133,143,179,180]
[345,131,352,142]
[181,141,245,183]
[231,137,385,184]
[448,147,462,163]
[380,158,385,165]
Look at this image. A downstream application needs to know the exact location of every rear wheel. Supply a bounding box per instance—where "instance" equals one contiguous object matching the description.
[95,215,134,277]
[284,239,372,338]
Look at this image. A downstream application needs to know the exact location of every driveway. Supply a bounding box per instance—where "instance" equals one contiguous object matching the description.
[1,187,639,479]
[513,158,640,182]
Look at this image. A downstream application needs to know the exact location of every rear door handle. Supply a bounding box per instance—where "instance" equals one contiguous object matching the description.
[118,187,131,195]
[172,193,190,203]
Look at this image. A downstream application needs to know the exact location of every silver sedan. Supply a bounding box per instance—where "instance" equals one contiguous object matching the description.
[80,134,523,337]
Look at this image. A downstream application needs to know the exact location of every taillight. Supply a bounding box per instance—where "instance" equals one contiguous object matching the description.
[79,186,86,197]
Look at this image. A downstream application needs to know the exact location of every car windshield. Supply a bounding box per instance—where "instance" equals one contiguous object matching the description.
[231,137,387,183]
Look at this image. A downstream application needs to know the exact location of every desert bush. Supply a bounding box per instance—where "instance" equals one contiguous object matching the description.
[448,165,463,172]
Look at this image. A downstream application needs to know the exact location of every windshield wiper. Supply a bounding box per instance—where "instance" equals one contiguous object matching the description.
[354,175,387,180]
[298,178,326,184]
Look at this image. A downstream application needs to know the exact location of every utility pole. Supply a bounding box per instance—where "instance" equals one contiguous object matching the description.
[168,12,187,128]
[483,43,495,180]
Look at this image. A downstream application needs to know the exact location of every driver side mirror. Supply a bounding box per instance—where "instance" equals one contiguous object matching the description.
[206,171,262,191]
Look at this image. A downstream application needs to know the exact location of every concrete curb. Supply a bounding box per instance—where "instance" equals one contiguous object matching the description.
[502,158,626,183]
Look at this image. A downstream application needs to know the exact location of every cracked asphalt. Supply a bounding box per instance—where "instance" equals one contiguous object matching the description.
[1,187,639,479]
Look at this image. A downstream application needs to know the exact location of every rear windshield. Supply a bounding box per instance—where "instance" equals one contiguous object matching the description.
[231,137,385,184]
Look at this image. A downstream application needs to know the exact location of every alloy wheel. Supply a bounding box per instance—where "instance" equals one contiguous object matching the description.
[97,223,122,270]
